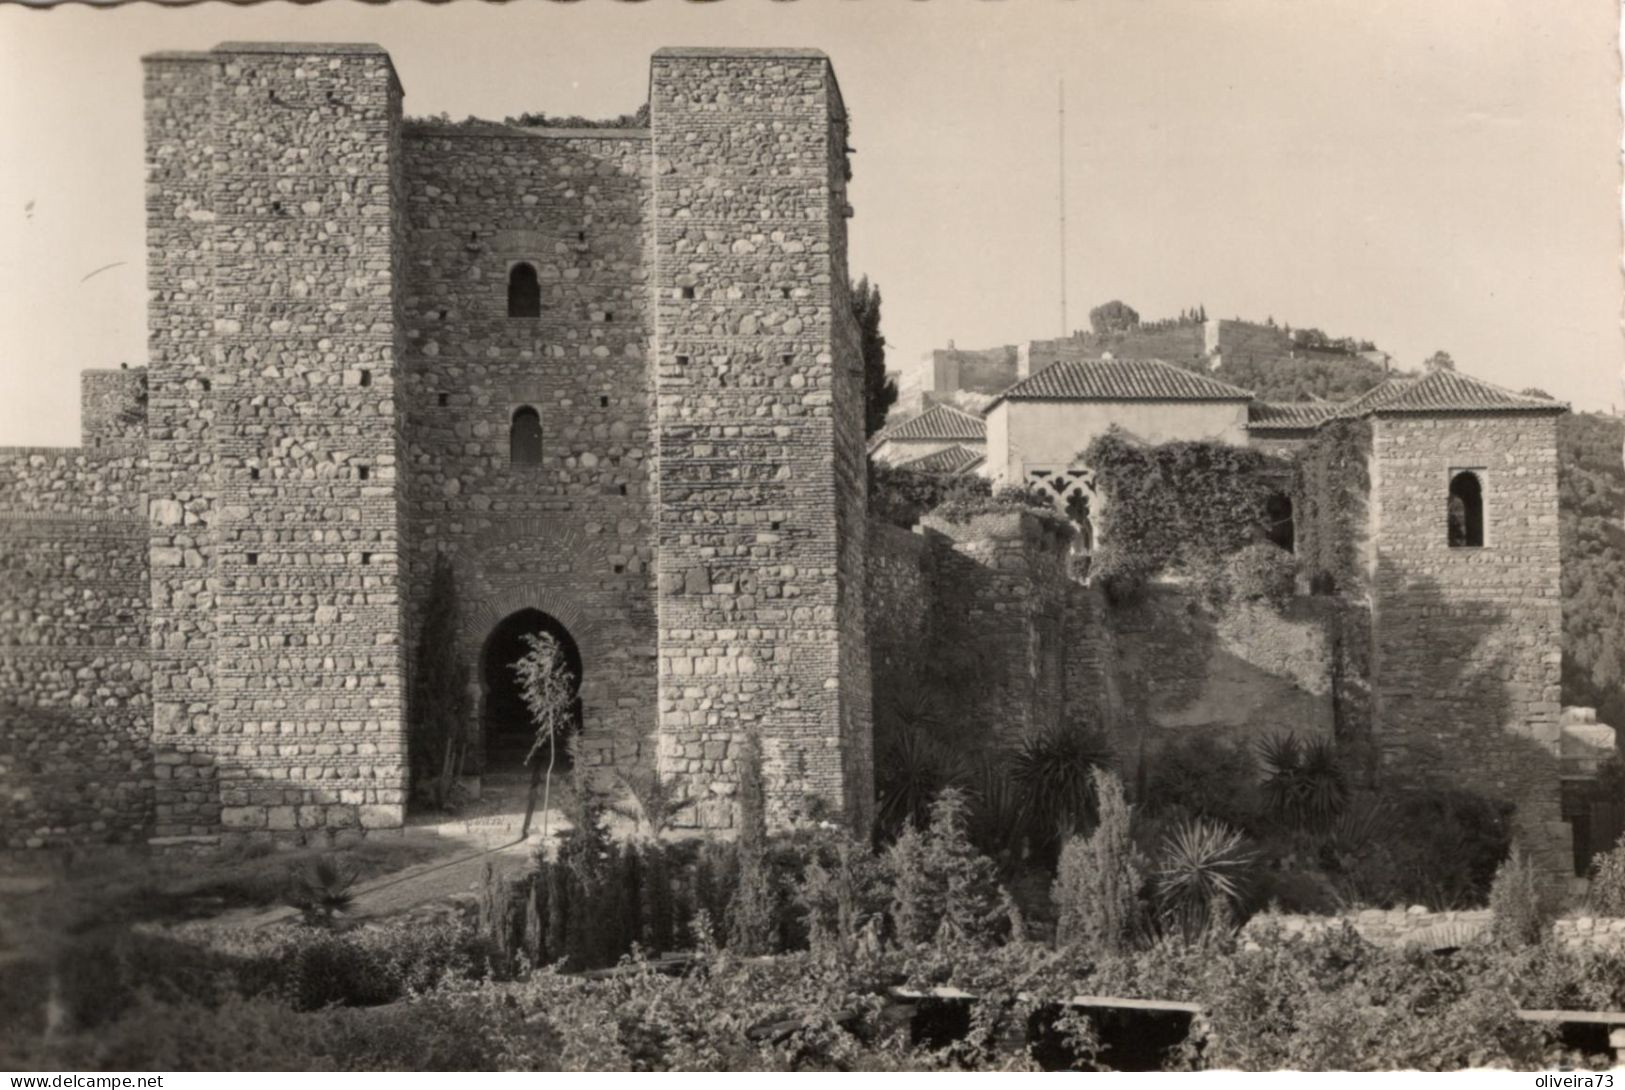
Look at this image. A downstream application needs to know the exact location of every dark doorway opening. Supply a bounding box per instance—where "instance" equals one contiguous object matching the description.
[481,608,582,773]
[1264,491,1295,553]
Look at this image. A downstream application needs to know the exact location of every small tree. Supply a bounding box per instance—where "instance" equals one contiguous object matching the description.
[1052,768,1146,953]
[1089,299,1140,336]
[410,555,469,809]
[727,731,780,954]
[1424,350,1456,373]
[1489,848,1551,947]
[511,631,577,840]
[852,276,897,438]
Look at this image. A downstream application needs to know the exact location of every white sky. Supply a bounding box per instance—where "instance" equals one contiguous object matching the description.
[0,0,1619,445]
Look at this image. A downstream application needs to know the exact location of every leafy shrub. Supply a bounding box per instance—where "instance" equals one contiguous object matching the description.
[1224,542,1297,610]
[1489,849,1551,948]
[1052,769,1147,953]
[1257,732,1349,832]
[1140,733,1259,832]
[1588,832,1625,915]
[868,461,991,529]
[1153,818,1254,940]
[883,788,1017,947]
[1341,787,1512,909]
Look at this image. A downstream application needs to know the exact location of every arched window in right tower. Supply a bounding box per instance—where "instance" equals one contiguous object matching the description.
[510,406,543,465]
[1448,470,1484,548]
[507,262,541,318]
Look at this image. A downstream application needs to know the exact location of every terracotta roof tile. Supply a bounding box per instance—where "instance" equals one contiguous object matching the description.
[894,445,986,476]
[990,358,1255,406]
[1247,401,1344,430]
[878,404,987,442]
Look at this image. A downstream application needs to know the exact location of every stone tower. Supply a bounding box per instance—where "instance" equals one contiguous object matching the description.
[648,49,872,831]
[143,44,409,837]
[1361,374,1569,876]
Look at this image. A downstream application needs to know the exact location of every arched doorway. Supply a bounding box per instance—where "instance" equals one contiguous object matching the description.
[480,608,583,773]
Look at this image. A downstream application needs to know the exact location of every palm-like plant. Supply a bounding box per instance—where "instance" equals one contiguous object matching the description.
[1154,817,1254,941]
[1257,732,1349,832]
[1010,720,1114,846]
[287,854,358,927]
[876,725,958,835]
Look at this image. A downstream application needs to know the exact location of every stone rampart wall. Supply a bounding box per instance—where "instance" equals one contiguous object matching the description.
[0,445,150,849]
[1245,907,1625,953]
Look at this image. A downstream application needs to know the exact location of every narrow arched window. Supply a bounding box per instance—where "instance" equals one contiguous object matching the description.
[1448,471,1484,548]
[507,262,540,318]
[1265,491,1295,553]
[510,406,543,465]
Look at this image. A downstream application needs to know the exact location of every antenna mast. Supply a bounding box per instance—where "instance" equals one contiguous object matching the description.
[1058,78,1068,337]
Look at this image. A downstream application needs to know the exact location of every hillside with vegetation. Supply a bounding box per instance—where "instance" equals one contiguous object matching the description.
[1559,411,1625,729]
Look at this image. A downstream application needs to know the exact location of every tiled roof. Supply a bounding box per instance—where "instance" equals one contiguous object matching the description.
[895,445,986,476]
[1330,372,1565,418]
[1365,370,1567,415]
[990,358,1255,406]
[878,404,987,442]
[1247,401,1343,430]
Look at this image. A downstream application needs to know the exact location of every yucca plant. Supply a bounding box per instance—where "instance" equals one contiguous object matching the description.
[1154,816,1254,941]
[1010,720,1114,847]
[287,853,359,927]
[876,725,960,836]
[1257,731,1349,833]
[964,752,1027,865]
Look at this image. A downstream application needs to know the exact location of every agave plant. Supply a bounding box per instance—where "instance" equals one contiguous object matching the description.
[1257,731,1349,832]
[1154,816,1254,941]
[1010,720,1114,846]
[287,853,359,927]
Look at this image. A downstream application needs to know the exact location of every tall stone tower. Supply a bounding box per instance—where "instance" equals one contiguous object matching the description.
[1363,374,1569,876]
[143,44,409,837]
[648,49,872,832]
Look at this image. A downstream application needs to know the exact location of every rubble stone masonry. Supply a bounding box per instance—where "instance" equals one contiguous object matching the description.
[1370,410,1568,875]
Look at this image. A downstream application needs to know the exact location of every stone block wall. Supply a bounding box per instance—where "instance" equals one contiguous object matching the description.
[142,44,411,838]
[649,48,869,832]
[1370,410,1568,875]
[0,387,149,848]
[399,122,659,779]
[906,511,1087,748]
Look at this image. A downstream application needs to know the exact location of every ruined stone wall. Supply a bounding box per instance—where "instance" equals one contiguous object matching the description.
[1370,411,1568,875]
[1105,586,1340,765]
[649,48,868,832]
[1245,908,1625,953]
[141,44,411,839]
[399,123,659,780]
[913,512,1078,747]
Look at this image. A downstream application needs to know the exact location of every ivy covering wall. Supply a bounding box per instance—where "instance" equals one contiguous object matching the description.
[1082,429,1290,600]
[1291,419,1372,596]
